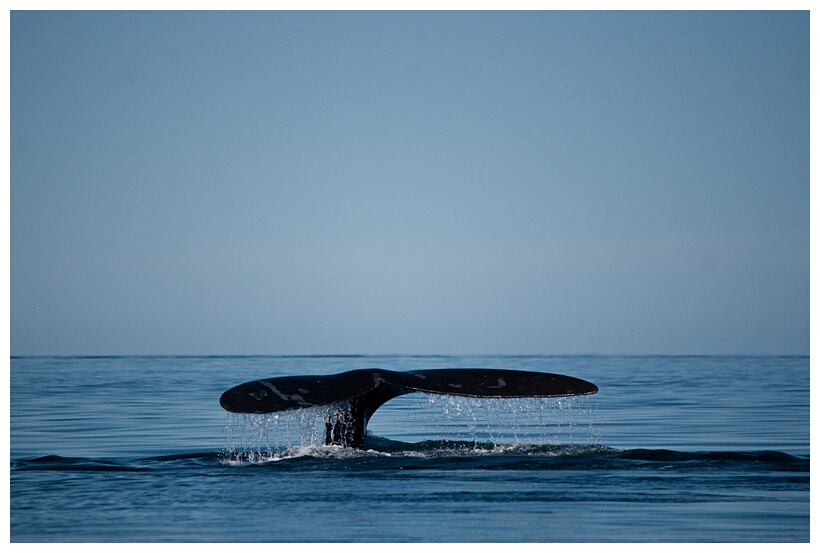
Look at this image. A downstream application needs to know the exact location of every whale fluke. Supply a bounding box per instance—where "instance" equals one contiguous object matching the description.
[220,368,598,448]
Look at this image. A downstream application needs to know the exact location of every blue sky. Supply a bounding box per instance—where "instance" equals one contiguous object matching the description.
[10,11,809,355]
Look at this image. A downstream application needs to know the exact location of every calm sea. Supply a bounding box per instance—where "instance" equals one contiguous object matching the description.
[10,355,810,542]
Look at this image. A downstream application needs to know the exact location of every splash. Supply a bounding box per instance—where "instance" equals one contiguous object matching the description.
[221,394,600,464]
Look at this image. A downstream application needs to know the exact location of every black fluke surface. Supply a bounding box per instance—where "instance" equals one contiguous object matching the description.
[219,368,598,448]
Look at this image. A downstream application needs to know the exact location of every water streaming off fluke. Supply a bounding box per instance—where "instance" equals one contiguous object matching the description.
[221,394,600,463]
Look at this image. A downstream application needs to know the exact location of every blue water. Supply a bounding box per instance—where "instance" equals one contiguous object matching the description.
[10,355,810,542]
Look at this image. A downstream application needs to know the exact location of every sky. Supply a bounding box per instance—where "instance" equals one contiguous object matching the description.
[9,10,810,356]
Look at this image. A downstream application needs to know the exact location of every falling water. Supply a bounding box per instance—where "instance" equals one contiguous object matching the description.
[420,394,600,447]
[221,394,600,463]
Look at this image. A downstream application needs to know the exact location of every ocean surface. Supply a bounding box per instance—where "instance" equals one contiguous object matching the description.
[9,355,810,542]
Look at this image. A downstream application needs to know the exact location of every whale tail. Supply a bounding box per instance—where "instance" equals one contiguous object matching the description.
[220,368,598,449]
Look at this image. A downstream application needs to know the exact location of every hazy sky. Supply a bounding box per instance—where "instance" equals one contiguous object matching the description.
[10,11,809,355]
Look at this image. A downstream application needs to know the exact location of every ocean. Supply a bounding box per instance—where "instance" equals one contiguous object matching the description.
[9,355,810,542]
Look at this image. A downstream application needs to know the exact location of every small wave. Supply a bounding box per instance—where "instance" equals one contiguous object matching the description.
[217,437,615,465]
[214,444,809,474]
[11,452,222,472]
[12,446,808,474]
[616,449,809,468]
[11,455,151,472]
